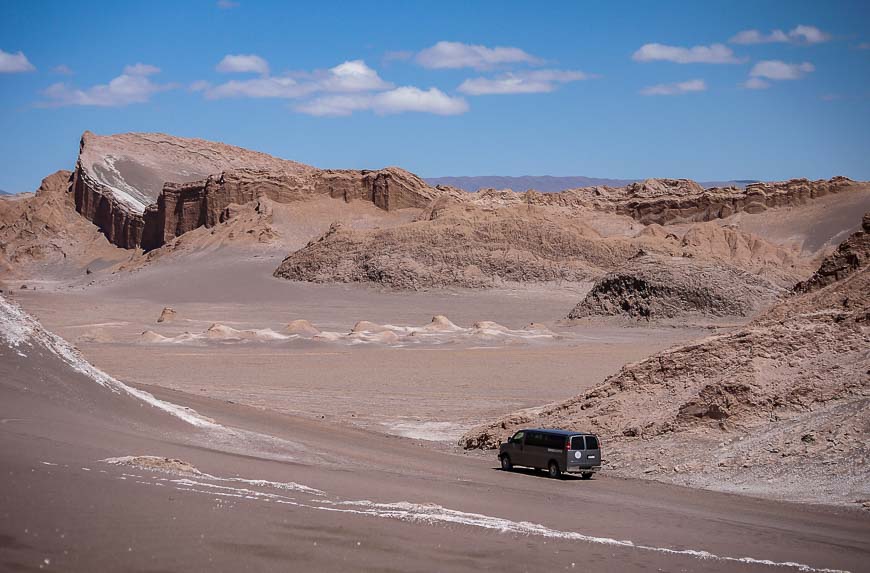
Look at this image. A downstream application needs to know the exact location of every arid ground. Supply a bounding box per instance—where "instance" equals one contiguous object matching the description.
[1,132,868,572]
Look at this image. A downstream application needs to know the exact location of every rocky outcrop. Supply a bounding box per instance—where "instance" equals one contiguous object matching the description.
[470,177,860,226]
[0,170,123,276]
[72,131,312,249]
[72,164,145,249]
[141,167,452,250]
[71,132,453,250]
[615,176,858,225]
[273,206,632,289]
[273,197,810,290]
[567,252,784,320]
[795,213,870,293]
[68,131,864,254]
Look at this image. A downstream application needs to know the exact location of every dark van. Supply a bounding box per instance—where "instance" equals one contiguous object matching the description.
[498,428,601,479]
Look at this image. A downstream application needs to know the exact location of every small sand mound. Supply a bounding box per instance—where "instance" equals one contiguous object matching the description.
[206,324,286,341]
[76,329,113,343]
[366,330,400,344]
[285,319,319,336]
[206,323,243,340]
[102,456,202,476]
[351,320,390,334]
[139,330,170,343]
[157,306,176,323]
[422,315,461,332]
[248,328,288,341]
[472,320,509,332]
[313,331,344,342]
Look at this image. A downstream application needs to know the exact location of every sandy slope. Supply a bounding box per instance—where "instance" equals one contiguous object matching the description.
[2,295,868,573]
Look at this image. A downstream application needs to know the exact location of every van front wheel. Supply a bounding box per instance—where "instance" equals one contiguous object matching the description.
[548,461,562,479]
[500,455,513,471]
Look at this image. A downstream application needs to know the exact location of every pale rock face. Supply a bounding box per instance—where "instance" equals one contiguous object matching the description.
[75,131,313,216]
[157,307,176,323]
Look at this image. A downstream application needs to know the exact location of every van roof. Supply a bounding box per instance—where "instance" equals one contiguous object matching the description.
[523,428,595,437]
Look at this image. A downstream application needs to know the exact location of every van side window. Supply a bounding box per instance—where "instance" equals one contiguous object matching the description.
[544,434,563,449]
[511,431,525,444]
[525,432,544,447]
[571,436,585,450]
[585,436,599,450]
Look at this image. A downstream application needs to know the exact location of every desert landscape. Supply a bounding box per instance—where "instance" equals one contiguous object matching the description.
[1,128,868,572]
[2,4,869,571]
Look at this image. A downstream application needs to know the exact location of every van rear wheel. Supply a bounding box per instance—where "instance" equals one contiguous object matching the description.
[500,455,513,471]
[548,461,562,479]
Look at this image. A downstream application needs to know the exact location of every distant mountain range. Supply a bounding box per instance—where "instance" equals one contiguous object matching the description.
[425,176,758,193]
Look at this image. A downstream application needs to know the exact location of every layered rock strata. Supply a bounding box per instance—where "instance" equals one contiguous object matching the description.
[71,131,448,250]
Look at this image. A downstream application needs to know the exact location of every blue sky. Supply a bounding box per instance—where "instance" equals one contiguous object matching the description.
[1,0,869,192]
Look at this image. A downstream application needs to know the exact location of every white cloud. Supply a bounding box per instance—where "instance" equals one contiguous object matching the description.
[123,63,161,76]
[790,25,830,44]
[374,86,468,115]
[632,43,742,64]
[296,87,469,116]
[217,0,239,8]
[741,77,770,90]
[39,65,174,107]
[730,25,830,45]
[640,79,707,96]
[205,59,390,99]
[458,69,589,95]
[295,95,371,116]
[749,60,814,80]
[205,76,312,99]
[216,54,269,75]
[416,41,541,70]
[0,49,35,73]
[316,60,392,92]
[52,64,74,75]
[729,29,789,44]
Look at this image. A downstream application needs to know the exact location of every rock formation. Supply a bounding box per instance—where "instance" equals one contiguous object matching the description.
[567,252,784,320]
[70,131,456,250]
[273,200,811,290]
[157,307,176,323]
[71,131,312,248]
[273,206,626,289]
[471,176,860,226]
[140,166,452,250]
[795,213,869,293]
[0,170,123,277]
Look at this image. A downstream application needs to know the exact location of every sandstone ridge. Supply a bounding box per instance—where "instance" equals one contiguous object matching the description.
[71,131,452,249]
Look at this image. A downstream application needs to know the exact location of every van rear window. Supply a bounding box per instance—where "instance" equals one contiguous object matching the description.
[585,436,599,450]
[570,436,585,450]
